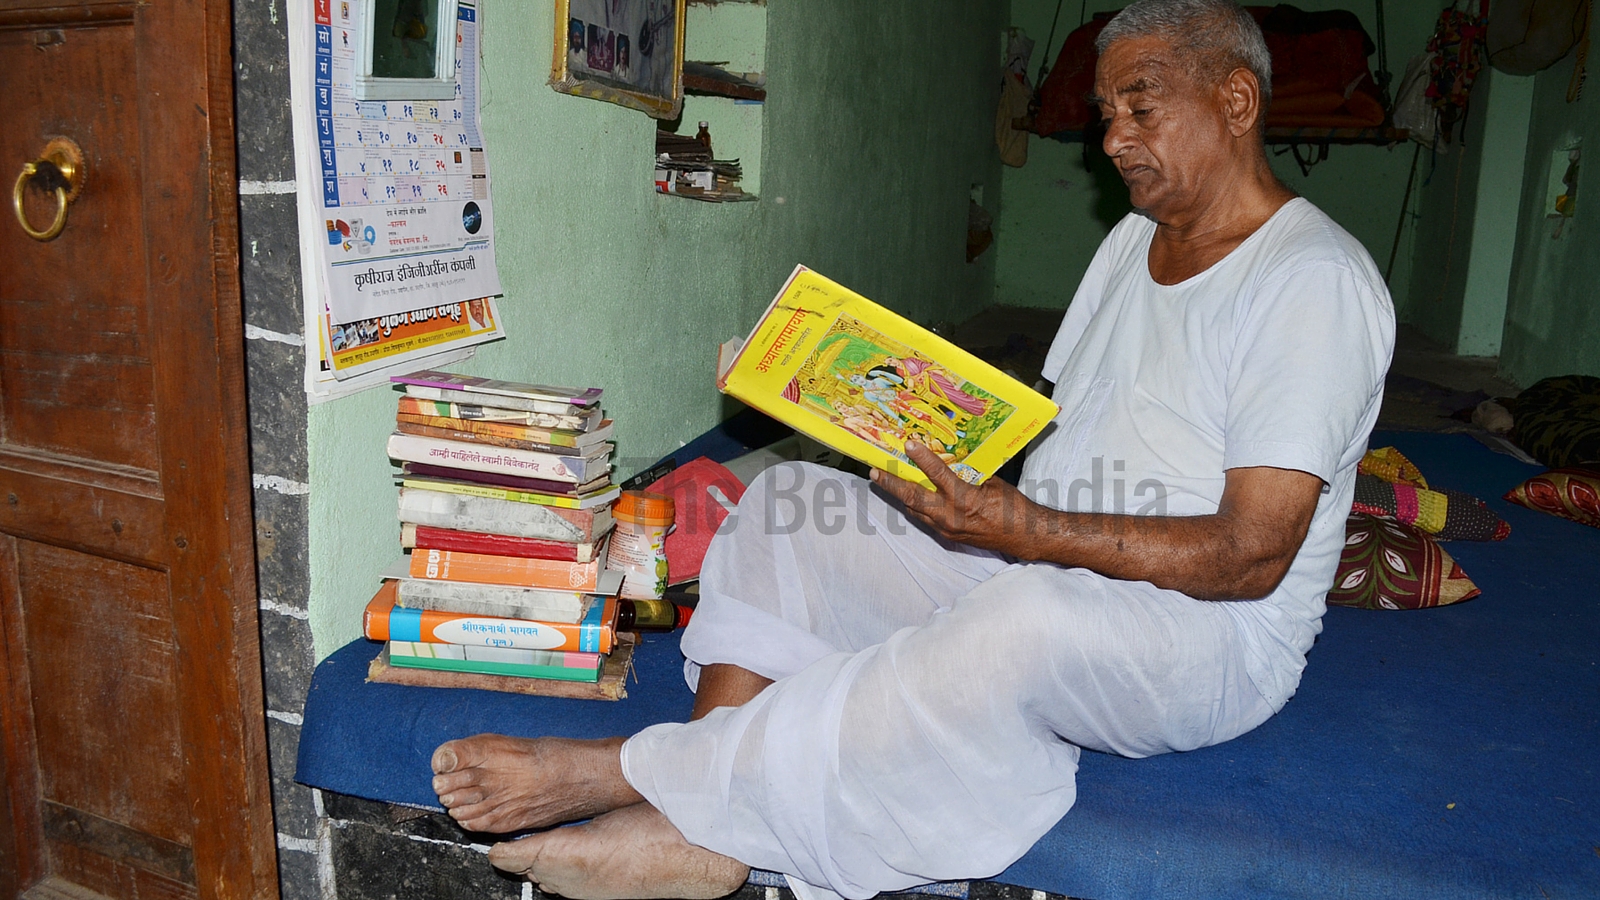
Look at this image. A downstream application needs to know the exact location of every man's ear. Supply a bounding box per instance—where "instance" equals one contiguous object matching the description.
[1221,66,1262,137]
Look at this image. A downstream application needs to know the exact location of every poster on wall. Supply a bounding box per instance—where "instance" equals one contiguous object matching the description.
[289,0,507,399]
[549,0,685,119]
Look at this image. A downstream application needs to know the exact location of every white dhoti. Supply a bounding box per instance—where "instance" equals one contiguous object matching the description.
[621,462,1280,900]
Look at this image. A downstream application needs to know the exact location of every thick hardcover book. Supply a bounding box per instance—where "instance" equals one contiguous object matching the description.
[368,634,636,700]
[395,412,614,449]
[387,432,611,484]
[365,581,618,653]
[407,545,609,591]
[397,396,600,432]
[398,487,615,543]
[401,523,602,563]
[391,370,603,407]
[386,640,605,682]
[718,265,1060,489]
[394,576,600,623]
[401,476,620,511]
[401,463,609,497]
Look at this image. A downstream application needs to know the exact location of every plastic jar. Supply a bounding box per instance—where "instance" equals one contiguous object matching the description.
[607,490,675,600]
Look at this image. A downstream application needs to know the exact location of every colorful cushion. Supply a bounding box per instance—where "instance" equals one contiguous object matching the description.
[1502,468,1600,530]
[1351,473,1511,541]
[1510,375,1600,469]
[1358,446,1428,488]
[1328,513,1481,610]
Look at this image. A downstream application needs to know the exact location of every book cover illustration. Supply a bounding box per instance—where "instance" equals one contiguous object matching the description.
[720,266,1059,489]
[786,315,1015,483]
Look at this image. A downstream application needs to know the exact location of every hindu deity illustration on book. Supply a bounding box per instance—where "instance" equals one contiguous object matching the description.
[782,315,1016,480]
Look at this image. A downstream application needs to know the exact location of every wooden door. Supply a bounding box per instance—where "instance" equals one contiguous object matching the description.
[0,2,278,900]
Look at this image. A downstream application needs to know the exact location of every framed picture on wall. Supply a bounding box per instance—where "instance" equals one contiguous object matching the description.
[550,0,685,119]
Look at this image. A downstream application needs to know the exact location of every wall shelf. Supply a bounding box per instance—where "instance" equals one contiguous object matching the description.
[683,61,766,101]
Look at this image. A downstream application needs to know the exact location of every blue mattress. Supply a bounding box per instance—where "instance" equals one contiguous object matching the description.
[297,432,1600,899]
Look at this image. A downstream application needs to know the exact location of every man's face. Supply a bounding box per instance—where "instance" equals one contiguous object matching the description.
[1093,35,1233,220]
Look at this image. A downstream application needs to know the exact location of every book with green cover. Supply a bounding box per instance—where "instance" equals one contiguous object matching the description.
[386,641,604,682]
[718,265,1060,489]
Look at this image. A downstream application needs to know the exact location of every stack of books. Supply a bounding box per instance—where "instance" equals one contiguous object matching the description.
[364,370,630,693]
[653,130,750,202]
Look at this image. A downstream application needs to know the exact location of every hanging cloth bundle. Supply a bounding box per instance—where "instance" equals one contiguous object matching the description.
[1425,0,1491,142]
[1487,0,1591,75]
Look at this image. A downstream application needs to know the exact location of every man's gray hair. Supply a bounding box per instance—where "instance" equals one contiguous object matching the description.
[1096,0,1273,106]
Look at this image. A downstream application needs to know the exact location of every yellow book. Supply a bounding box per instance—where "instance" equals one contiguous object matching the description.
[718,266,1060,490]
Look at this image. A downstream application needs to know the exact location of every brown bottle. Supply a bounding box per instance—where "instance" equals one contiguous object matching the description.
[695,120,713,155]
[617,599,693,632]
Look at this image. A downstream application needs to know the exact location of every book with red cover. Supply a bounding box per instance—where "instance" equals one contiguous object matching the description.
[401,523,603,563]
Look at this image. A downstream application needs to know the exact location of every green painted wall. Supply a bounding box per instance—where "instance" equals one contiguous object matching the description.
[1404,73,1490,349]
[307,0,1007,657]
[995,0,1440,310]
[1499,47,1600,386]
[1405,67,1535,357]
[1457,70,1534,357]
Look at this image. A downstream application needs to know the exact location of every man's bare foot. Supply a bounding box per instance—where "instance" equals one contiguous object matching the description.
[431,734,643,833]
[488,801,749,900]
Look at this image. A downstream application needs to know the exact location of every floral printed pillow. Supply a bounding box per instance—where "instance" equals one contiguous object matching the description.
[1328,513,1481,610]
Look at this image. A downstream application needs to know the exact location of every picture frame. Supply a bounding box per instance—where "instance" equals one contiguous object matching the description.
[550,0,685,119]
[353,0,460,101]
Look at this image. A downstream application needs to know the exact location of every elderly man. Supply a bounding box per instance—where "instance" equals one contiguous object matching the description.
[429,0,1395,897]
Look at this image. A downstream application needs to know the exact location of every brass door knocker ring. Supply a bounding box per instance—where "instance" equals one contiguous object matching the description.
[13,137,86,242]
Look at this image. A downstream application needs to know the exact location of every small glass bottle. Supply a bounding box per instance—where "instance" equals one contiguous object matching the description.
[695,120,713,154]
[616,599,693,632]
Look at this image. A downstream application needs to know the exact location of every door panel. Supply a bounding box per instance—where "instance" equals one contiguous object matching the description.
[20,543,184,839]
[0,1,276,898]
[0,16,156,472]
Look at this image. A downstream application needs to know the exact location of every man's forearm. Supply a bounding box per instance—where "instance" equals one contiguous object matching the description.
[874,446,1322,602]
[998,502,1291,601]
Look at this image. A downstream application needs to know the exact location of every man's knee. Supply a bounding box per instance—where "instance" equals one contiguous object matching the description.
[738,462,873,538]
[937,568,1085,650]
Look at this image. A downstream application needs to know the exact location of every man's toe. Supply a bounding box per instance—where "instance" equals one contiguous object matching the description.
[431,742,463,774]
[488,835,543,874]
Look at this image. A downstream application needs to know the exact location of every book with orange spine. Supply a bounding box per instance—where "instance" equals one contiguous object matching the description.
[395,412,614,449]
[407,546,609,591]
[364,581,617,654]
[395,421,616,458]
